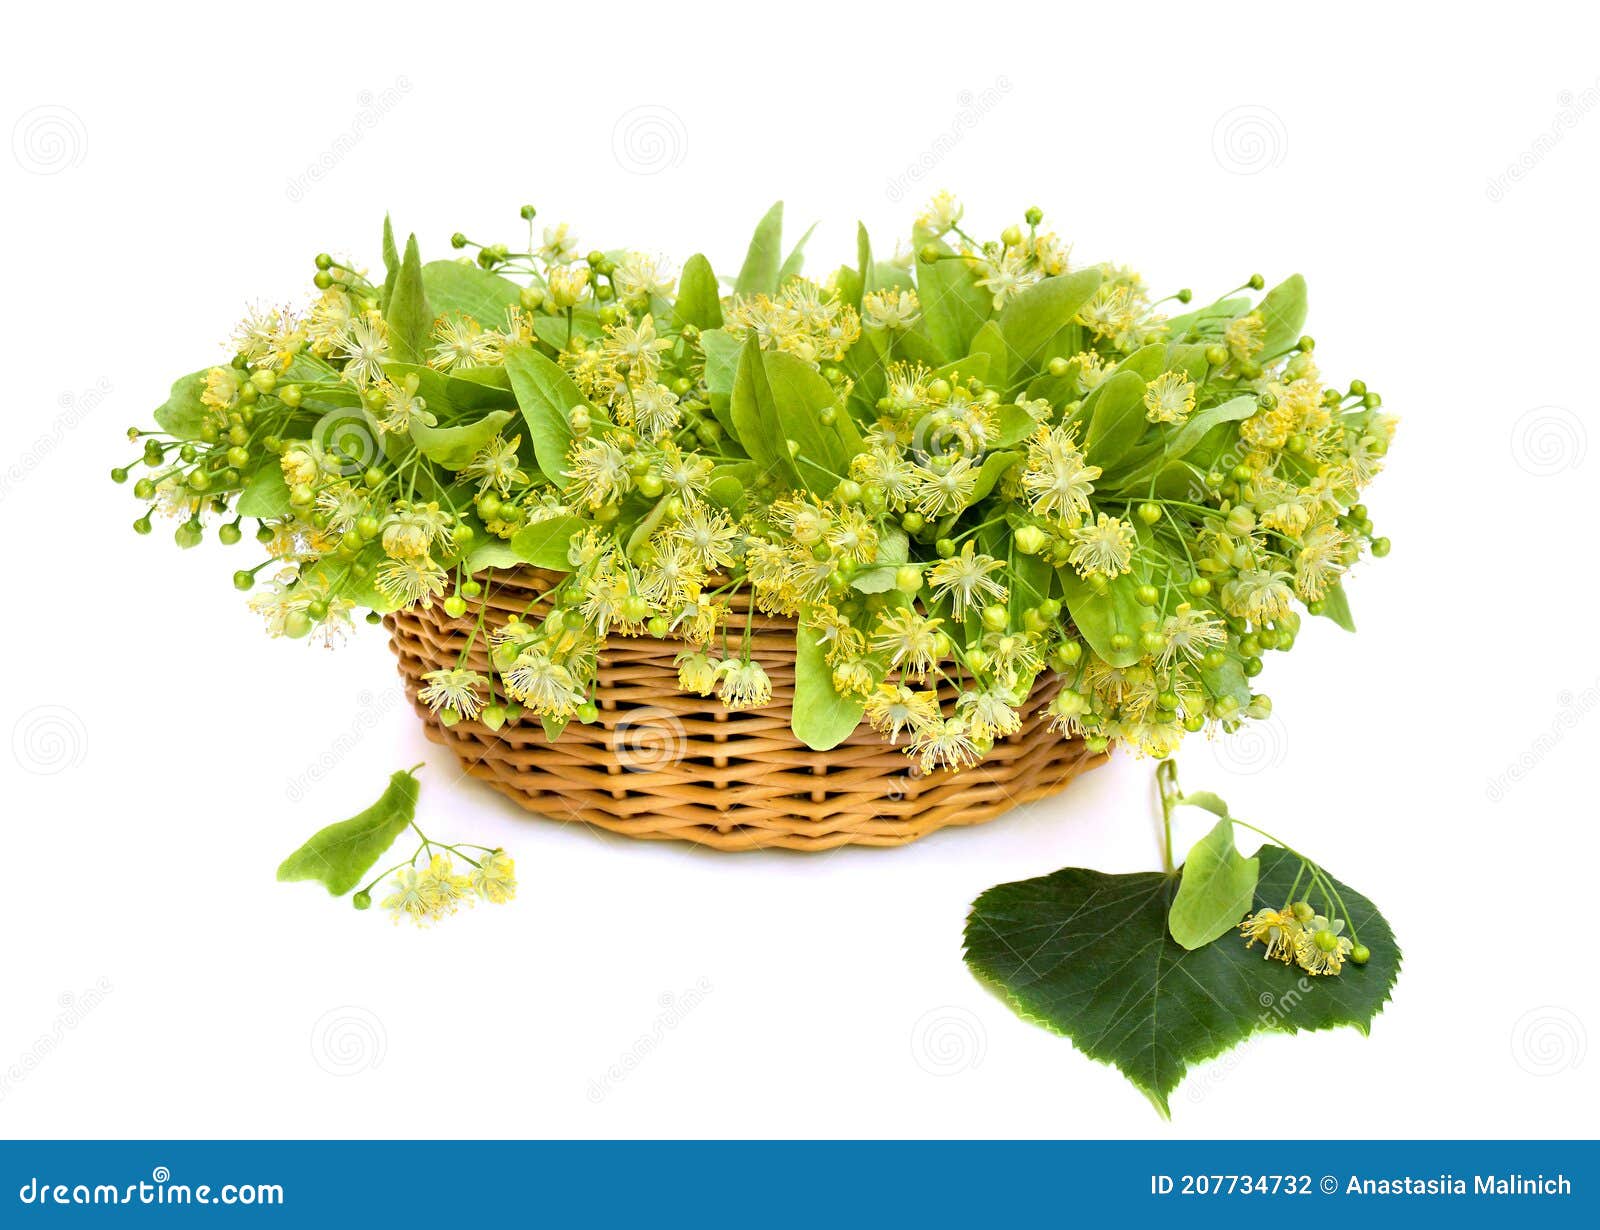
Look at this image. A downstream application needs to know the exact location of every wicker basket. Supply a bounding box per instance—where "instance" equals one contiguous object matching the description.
[385,566,1107,851]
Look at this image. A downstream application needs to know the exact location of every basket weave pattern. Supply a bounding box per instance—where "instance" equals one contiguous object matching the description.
[385,567,1107,851]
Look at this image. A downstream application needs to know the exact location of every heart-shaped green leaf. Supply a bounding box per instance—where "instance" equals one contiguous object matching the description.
[965,846,1400,1116]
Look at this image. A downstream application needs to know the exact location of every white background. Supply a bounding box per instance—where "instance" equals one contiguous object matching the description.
[1,0,1594,1139]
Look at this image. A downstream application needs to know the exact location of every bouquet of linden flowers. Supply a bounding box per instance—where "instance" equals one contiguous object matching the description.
[115,193,1394,773]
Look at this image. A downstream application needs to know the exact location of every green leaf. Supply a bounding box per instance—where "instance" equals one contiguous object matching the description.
[1058,565,1146,668]
[916,237,991,361]
[1169,815,1259,950]
[793,623,864,750]
[996,269,1102,372]
[848,528,910,593]
[236,460,290,518]
[960,321,1011,388]
[153,371,211,440]
[761,349,863,494]
[729,336,790,479]
[699,327,742,399]
[1164,295,1250,338]
[777,222,818,285]
[275,768,421,896]
[509,514,589,570]
[674,254,723,330]
[969,449,1021,506]
[379,215,400,312]
[410,409,515,470]
[503,345,584,480]
[1315,581,1356,632]
[1083,370,1149,468]
[1257,274,1307,358]
[464,536,525,574]
[965,846,1400,1115]
[384,234,432,366]
[1111,394,1257,491]
[422,260,522,324]
[734,201,784,298]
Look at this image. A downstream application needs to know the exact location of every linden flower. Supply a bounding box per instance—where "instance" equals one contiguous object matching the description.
[566,437,633,508]
[1225,311,1265,362]
[430,315,500,371]
[418,668,488,720]
[381,867,438,924]
[832,660,877,699]
[1239,907,1302,964]
[639,540,704,610]
[927,542,1008,619]
[671,505,739,571]
[914,456,980,518]
[976,250,1042,310]
[627,380,681,440]
[463,434,526,496]
[957,689,1021,740]
[376,373,435,434]
[1158,603,1227,667]
[1067,513,1137,579]
[601,314,671,381]
[1143,371,1196,424]
[545,264,590,310]
[1293,520,1350,601]
[865,684,942,744]
[862,288,921,331]
[916,190,964,235]
[470,851,517,904]
[1224,567,1295,624]
[613,252,676,302]
[418,854,474,916]
[676,650,722,695]
[717,659,772,711]
[505,650,583,718]
[1022,425,1101,522]
[540,222,581,264]
[376,556,448,609]
[337,311,391,387]
[1294,915,1355,976]
[871,607,945,680]
[911,716,981,773]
